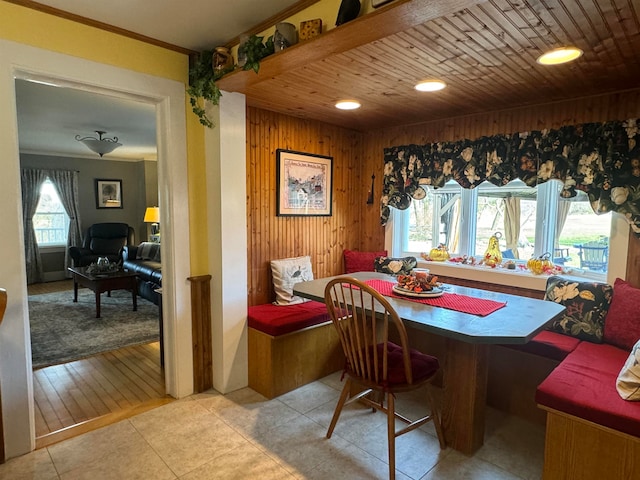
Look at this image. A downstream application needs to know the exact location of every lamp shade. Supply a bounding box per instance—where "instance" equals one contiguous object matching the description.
[144,207,160,223]
[75,130,122,157]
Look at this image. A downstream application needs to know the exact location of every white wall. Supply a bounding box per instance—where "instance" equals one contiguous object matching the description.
[205,92,249,393]
[0,38,192,458]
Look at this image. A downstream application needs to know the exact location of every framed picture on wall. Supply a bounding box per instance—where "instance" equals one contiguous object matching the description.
[95,179,123,209]
[276,149,333,216]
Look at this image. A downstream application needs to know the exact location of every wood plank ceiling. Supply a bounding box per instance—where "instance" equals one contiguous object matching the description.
[217,0,640,131]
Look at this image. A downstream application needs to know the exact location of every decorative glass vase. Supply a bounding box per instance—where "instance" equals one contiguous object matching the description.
[274,22,298,52]
[212,47,233,73]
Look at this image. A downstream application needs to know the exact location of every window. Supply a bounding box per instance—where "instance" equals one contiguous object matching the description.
[395,179,611,277]
[33,179,69,246]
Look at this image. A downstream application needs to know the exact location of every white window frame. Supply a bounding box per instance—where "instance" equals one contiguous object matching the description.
[389,180,616,285]
[33,179,70,247]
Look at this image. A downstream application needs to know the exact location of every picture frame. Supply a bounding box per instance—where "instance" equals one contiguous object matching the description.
[276,149,333,216]
[95,179,123,209]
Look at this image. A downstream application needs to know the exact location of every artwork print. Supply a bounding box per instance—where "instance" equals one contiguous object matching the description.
[276,149,333,216]
[95,179,123,209]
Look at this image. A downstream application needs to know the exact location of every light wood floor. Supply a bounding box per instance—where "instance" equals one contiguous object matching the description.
[28,280,171,449]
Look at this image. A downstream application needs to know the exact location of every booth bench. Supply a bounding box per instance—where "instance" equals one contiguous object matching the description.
[502,315,640,479]
[533,333,640,480]
[483,275,640,480]
[247,301,343,399]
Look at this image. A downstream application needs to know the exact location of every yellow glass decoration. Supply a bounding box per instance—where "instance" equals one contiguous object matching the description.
[428,243,450,262]
[527,253,554,274]
[483,232,503,267]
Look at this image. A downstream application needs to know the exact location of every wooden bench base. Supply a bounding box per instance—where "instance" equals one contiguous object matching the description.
[248,322,344,399]
[540,407,640,480]
[487,346,560,425]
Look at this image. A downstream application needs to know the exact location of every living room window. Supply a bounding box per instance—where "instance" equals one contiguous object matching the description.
[394,179,611,278]
[33,178,70,247]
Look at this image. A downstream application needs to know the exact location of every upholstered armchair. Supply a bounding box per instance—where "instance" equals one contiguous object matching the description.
[69,222,135,267]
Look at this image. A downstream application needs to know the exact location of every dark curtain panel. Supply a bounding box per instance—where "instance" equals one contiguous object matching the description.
[381,119,640,236]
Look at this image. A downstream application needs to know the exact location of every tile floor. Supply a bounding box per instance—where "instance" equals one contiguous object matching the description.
[0,372,545,479]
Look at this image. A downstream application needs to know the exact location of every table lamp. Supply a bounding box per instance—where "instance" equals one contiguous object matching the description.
[144,206,160,237]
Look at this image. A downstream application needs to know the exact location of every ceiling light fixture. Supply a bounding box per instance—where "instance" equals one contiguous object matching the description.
[536,47,583,65]
[335,100,361,110]
[415,80,447,92]
[75,130,122,157]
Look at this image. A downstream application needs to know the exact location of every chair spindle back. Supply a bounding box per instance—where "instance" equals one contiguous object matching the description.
[324,277,413,386]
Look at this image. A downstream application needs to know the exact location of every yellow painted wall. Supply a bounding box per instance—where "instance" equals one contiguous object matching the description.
[0,1,209,274]
[231,0,375,58]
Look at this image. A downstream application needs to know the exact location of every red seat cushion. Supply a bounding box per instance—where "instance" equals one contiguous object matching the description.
[506,330,581,361]
[375,342,439,386]
[248,301,330,336]
[536,341,640,438]
[344,249,387,274]
[603,278,640,351]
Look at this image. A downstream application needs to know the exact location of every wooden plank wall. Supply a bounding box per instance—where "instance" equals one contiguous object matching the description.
[247,89,640,306]
[246,107,381,306]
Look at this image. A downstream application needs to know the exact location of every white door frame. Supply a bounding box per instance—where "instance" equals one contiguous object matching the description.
[0,38,193,458]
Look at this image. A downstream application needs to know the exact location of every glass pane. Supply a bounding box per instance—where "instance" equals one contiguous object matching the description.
[556,198,610,273]
[406,181,461,253]
[33,180,70,246]
[406,189,434,253]
[475,180,536,260]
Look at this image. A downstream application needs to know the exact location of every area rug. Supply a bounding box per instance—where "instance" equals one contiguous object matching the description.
[29,288,159,369]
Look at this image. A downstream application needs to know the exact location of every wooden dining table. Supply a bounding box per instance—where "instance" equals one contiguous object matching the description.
[293,271,565,454]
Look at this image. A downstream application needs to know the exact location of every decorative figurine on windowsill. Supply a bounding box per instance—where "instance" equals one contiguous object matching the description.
[482,232,503,268]
[421,243,450,262]
[527,252,554,275]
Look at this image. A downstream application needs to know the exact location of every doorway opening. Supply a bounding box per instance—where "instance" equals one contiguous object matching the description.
[15,77,169,446]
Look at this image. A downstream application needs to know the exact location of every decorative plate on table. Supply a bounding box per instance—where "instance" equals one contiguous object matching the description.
[392,285,444,298]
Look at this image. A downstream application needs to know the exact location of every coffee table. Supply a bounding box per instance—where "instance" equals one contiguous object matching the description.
[68,266,138,318]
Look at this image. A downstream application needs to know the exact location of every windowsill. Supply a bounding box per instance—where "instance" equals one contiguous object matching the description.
[417,259,606,292]
[37,245,66,253]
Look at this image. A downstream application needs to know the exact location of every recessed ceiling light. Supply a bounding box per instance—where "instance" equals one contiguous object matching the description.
[335,100,361,110]
[536,47,583,65]
[414,80,447,92]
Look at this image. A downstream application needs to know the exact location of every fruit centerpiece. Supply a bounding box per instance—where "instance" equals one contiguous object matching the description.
[396,273,441,293]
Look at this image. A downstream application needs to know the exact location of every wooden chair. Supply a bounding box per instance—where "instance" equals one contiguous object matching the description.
[323,277,445,480]
[553,247,571,266]
[0,288,6,464]
[575,242,608,271]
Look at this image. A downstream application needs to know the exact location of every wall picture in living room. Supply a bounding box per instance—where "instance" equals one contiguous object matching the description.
[95,178,123,209]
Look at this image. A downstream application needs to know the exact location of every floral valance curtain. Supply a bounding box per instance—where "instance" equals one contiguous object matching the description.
[381,119,640,235]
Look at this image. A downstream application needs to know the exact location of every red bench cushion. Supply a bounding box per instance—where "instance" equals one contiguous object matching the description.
[248,301,331,336]
[536,341,640,438]
[507,330,581,361]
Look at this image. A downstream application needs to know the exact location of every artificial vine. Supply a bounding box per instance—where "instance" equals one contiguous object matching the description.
[188,35,275,128]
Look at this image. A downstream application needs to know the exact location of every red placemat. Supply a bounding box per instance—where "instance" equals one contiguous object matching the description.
[364,279,507,317]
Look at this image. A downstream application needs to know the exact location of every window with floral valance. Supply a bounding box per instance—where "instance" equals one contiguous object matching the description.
[381,119,640,236]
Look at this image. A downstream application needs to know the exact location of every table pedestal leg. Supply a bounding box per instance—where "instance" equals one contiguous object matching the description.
[73,280,78,302]
[131,278,138,312]
[95,291,101,318]
[442,339,489,454]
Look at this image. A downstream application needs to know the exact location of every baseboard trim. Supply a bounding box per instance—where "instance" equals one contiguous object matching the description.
[42,271,67,282]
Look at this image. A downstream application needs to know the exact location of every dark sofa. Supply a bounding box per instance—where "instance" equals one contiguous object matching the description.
[122,242,162,305]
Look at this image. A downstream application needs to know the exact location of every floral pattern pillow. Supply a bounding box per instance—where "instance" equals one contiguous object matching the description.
[544,276,613,343]
[374,256,417,276]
